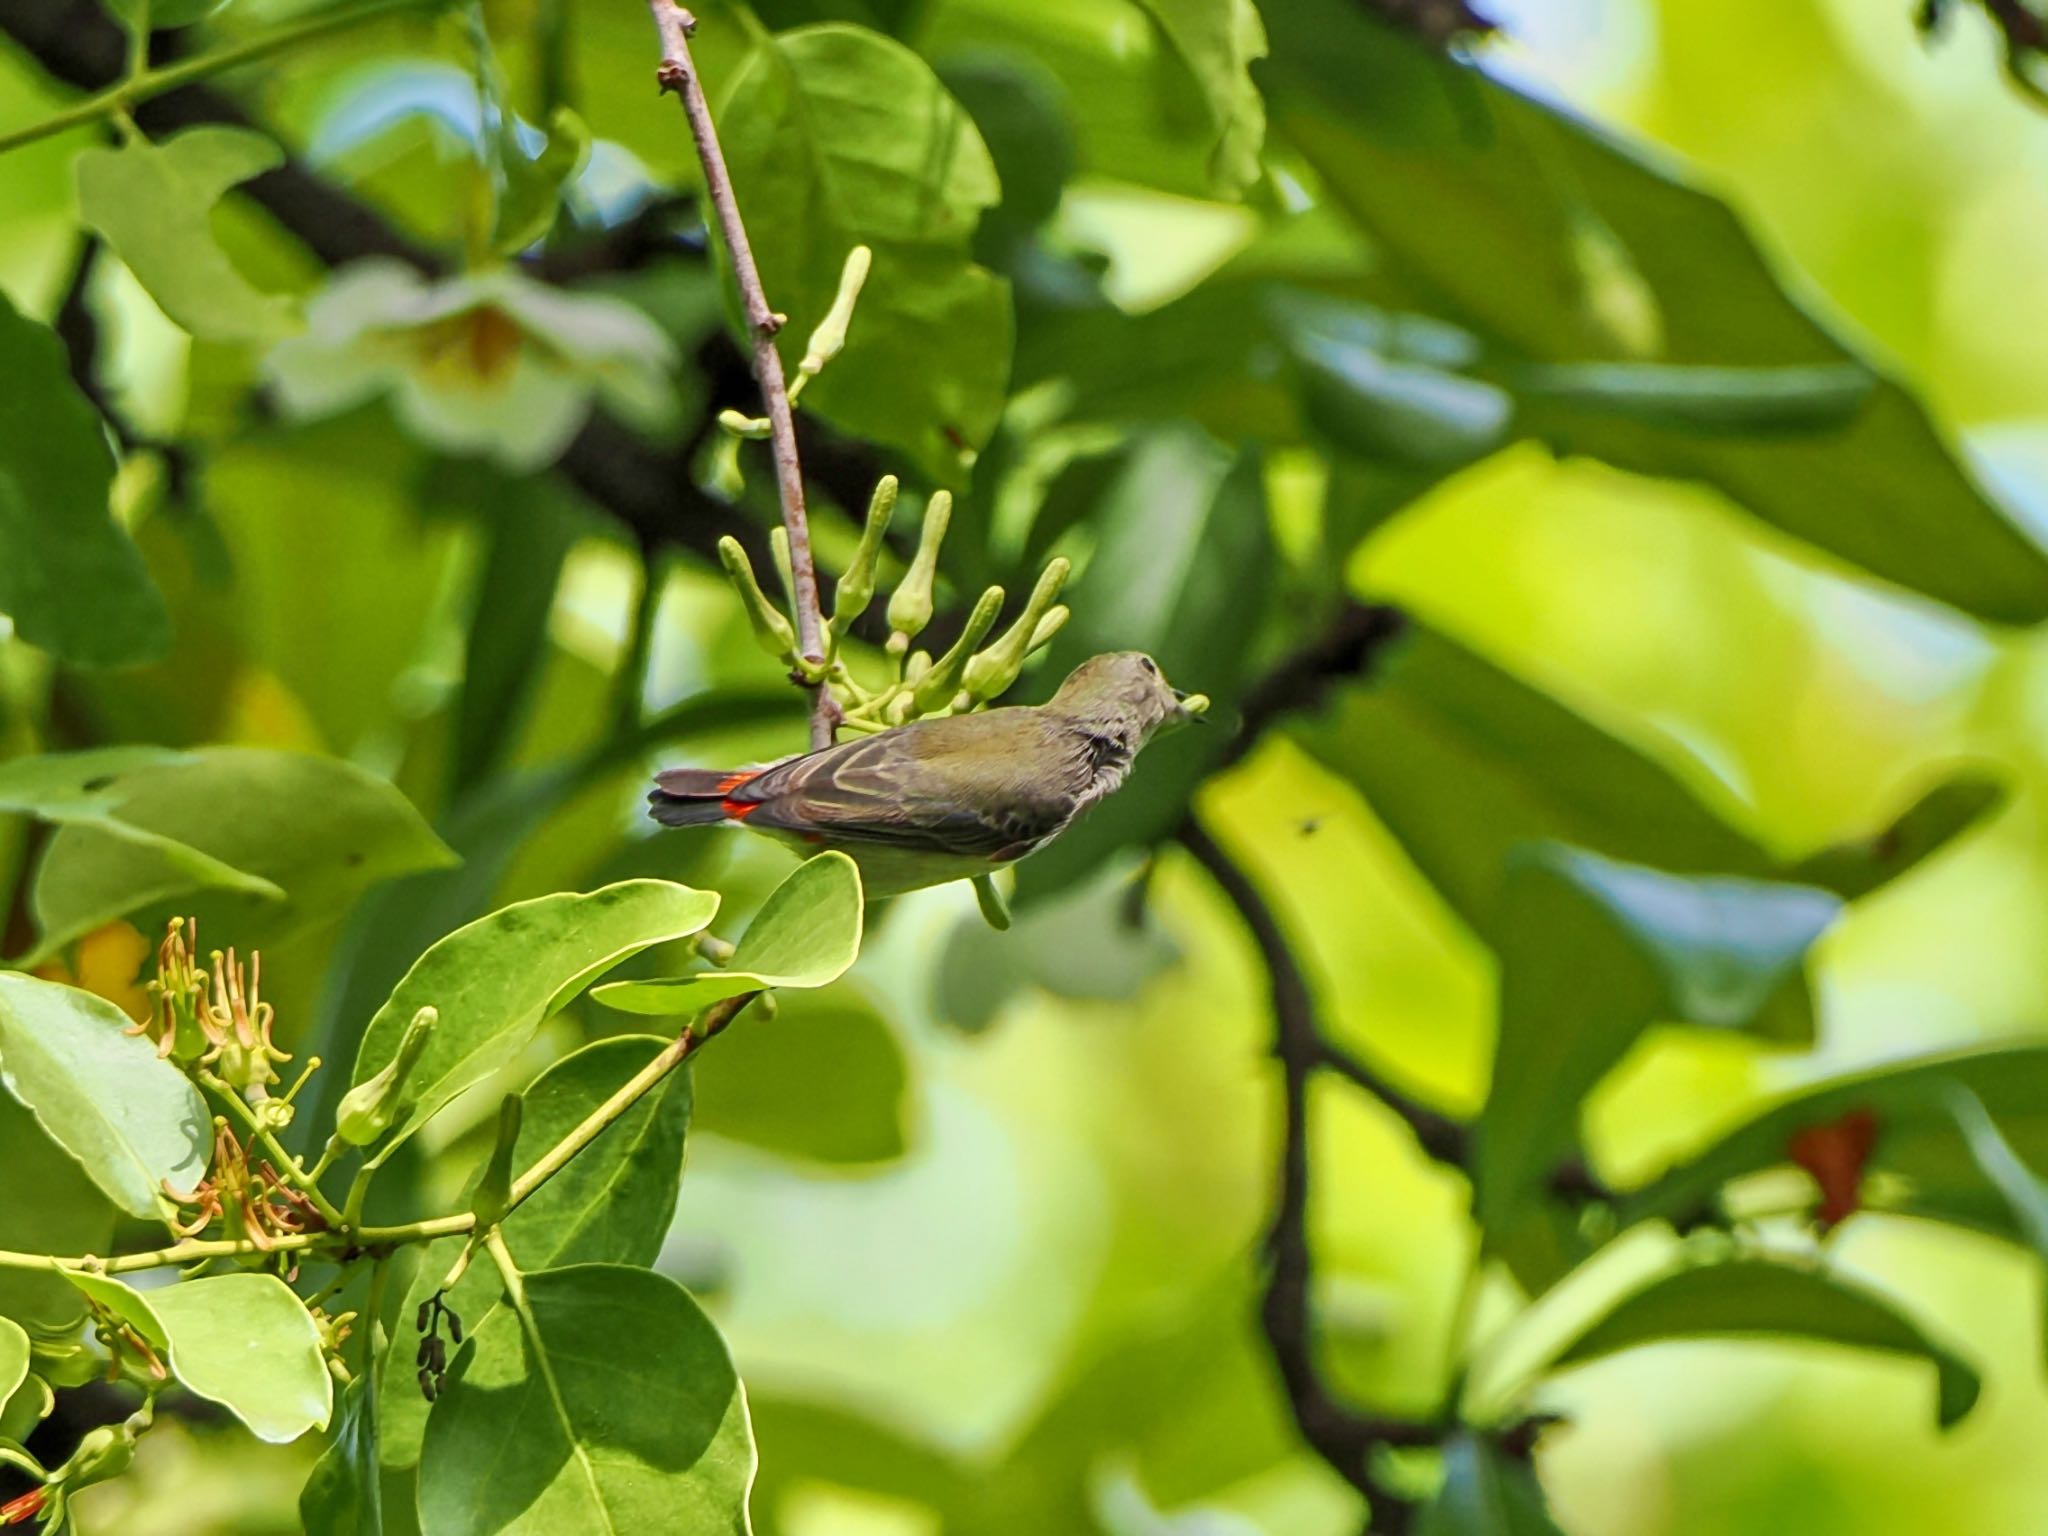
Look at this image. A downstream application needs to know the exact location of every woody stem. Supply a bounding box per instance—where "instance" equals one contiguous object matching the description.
[644,0,837,751]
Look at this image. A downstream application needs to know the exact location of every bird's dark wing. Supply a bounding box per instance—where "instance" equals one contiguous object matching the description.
[728,715,1082,856]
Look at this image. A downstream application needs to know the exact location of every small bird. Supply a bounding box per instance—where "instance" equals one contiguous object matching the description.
[648,651,1202,896]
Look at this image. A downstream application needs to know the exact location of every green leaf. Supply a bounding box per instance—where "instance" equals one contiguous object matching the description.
[1513,361,1875,435]
[416,1264,754,1535]
[1418,1435,1567,1536]
[0,288,169,668]
[718,23,1011,478]
[1477,846,1836,1238]
[0,1077,117,1330]
[75,126,298,342]
[0,1318,28,1411]
[493,106,591,256]
[303,1374,382,1536]
[1260,0,2048,622]
[28,748,455,962]
[349,881,719,1152]
[0,1372,53,1446]
[1545,1257,1981,1429]
[1014,431,1272,905]
[1947,1087,2048,1370]
[690,991,907,1164]
[593,852,863,1017]
[1785,774,2007,900]
[0,974,208,1220]
[936,57,1075,245]
[1129,0,1268,196]
[61,1268,169,1351]
[1619,1044,2048,1239]
[150,1273,333,1443]
[380,1034,696,1475]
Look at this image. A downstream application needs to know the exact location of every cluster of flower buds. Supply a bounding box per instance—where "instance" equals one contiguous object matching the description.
[721,473,1073,735]
[138,920,318,1132]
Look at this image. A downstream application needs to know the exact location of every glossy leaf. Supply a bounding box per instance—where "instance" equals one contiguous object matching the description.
[1014,431,1271,905]
[0,974,209,1220]
[1260,0,2048,622]
[0,1094,115,1330]
[594,852,863,1016]
[1129,0,1268,196]
[718,23,1010,478]
[0,288,169,667]
[28,748,452,961]
[303,1374,383,1536]
[150,1273,334,1443]
[1476,846,1836,1237]
[380,1034,695,1473]
[1545,1258,1980,1429]
[416,1264,754,1535]
[1418,1435,1567,1536]
[349,881,719,1151]
[75,127,299,342]
[1620,1044,2048,1238]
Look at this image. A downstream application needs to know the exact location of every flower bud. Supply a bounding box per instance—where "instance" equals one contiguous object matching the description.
[912,585,1004,716]
[886,490,950,640]
[469,1092,524,1233]
[962,556,1070,701]
[334,1006,438,1147]
[718,537,797,661]
[797,245,871,384]
[716,408,772,440]
[1028,605,1070,654]
[56,1423,134,1492]
[832,475,897,629]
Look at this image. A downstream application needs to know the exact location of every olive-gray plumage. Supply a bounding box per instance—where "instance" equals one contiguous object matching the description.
[649,651,1197,895]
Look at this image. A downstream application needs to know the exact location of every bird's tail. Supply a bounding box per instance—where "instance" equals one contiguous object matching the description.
[647,767,752,828]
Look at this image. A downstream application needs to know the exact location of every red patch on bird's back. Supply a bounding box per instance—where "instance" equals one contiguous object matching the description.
[722,799,760,820]
[717,771,755,792]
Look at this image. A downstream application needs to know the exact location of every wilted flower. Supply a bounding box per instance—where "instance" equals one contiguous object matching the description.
[265,259,677,469]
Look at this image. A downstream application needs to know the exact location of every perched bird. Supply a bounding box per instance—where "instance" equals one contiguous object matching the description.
[648,651,1202,896]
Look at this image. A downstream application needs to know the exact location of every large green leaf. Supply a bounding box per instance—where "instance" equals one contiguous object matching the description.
[75,127,299,342]
[416,1264,754,1535]
[594,852,863,1017]
[0,288,169,668]
[1544,1257,1980,1429]
[1294,624,2000,939]
[28,748,455,962]
[0,1317,28,1411]
[0,974,208,1220]
[149,1273,334,1443]
[1477,846,1835,1238]
[380,1034,695,1474]
[349,881,719,1152]
[1418,1435,1567,1536]
[1258,0,2048,622]
[303,1374,383,1536]
[0,1094,116,1329]
[1129,0,1268,196]
[1013,430,1272,905]
[1621,1045,2048,1241]
[718,23,1011,479]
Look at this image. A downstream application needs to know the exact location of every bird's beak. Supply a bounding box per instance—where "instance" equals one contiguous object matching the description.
[1172,689,1210,725]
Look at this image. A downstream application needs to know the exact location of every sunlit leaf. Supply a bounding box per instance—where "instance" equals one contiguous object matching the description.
[718,23,1010,478]
[0,288,169,668]
[379,1034,694,1475]
[416,1264,754,1535]
[149,1273,334,1443]
[1129,0,1268,196]
[1476,846,1836,1237]
[1544,1257,1980,1429]
[75,126,299,342]
[594,852,862,1016]
[0,1318,27,1411]
[28,748,455,962]
[0,974,208,1220]
[349,881,719,1151]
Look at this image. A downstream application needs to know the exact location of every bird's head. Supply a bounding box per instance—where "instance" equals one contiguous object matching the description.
[1046,652,1207,743]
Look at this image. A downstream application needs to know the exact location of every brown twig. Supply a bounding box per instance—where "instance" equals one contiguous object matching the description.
[1179,820,1441,1533]
[644,0,836,750]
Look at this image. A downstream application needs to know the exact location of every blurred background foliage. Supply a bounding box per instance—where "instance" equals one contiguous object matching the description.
[6,0,2048,1530]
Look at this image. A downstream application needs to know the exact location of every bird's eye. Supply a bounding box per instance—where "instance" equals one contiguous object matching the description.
[1141,657,1158,675]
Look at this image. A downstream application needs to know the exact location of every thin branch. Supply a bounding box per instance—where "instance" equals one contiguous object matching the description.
[1179,820,1440,1533]
[645,1,836,750]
